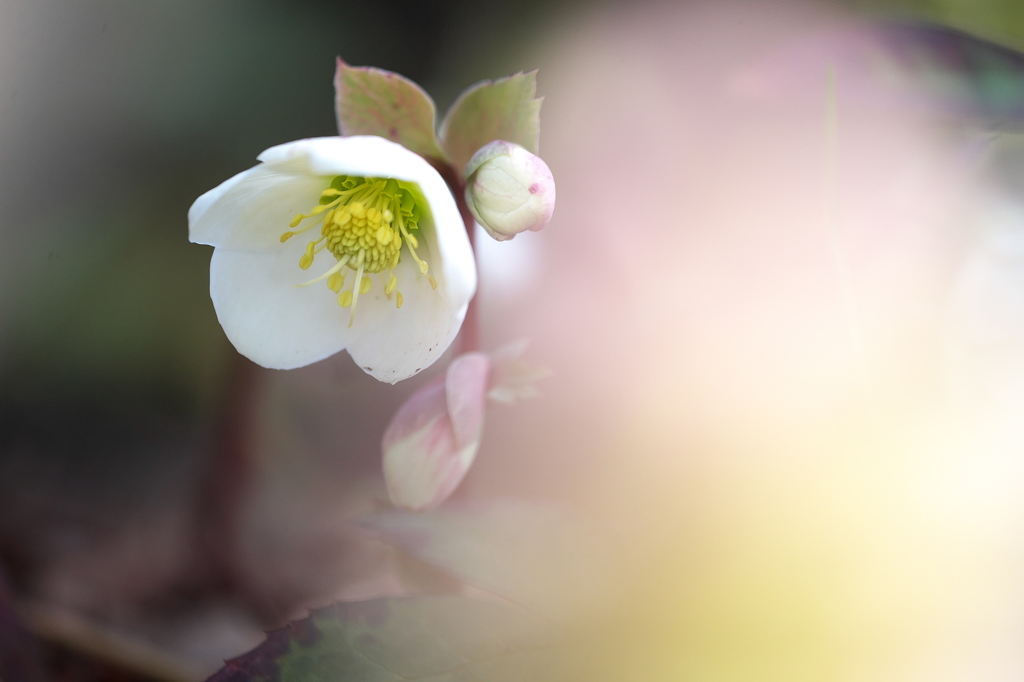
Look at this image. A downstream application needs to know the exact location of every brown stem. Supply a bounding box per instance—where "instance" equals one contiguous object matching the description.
[190,352,257,595]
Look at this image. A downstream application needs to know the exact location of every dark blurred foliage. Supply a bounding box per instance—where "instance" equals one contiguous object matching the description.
[850,0,1024,51]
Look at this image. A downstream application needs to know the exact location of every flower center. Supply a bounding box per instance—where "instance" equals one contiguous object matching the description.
[281,176,437,326]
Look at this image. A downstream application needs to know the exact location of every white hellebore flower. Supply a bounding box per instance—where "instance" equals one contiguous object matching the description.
[188,136,477,384]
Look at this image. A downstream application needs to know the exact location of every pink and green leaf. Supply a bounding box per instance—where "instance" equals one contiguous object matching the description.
[334,60,446,162]
[439,72,542,173]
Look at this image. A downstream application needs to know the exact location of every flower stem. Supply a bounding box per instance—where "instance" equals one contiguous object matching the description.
[189,352,256,595]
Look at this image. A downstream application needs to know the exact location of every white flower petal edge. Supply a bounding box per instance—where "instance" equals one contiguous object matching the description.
[209,236,351,370]
[189,165,327,252]
[189,136,477,382]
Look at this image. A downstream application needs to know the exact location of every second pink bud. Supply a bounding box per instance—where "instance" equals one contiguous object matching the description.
[381,353,491,510]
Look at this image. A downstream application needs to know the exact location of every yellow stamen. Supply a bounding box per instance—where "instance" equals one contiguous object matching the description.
[359,275,372,295]
[299,243,315,270]
[338,290,353,307]
[295,255,350,288]
[396,291,404,309]
[348,254,366,328]
[327,271,344,293]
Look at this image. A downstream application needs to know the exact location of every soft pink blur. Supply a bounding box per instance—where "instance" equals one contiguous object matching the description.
[462,2,1024,679]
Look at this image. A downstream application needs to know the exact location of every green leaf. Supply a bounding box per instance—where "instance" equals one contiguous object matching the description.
[334,59,446,162]
[439,72,542,174]
[206,596,574,682]
[356,501,611,620]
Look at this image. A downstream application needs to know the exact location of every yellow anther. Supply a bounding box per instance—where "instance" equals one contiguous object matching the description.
[385,274,398,295]
[395,291,404,308]
[338,290,353,308]
[349,201,365,218]
[359,275,372,295]
[280,231,295,242]
[419,260,429,275]
[335,210,351,226]
[289,214,304,228]
[406,232,419,249]
[383,209,393,222]
[299,242,317,270]
[294,254,349,288]
[327,271,344,292]
[376,226,392,244]
[428,276,437,290]
[366,207,380,222]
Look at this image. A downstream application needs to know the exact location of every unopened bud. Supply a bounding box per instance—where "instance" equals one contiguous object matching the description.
[463,140,555,242]
[382,353,490,510]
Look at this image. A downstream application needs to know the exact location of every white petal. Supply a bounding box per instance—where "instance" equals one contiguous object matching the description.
[421,174,477,326]
[258,136,441,182]
[189,166,326,252]
[209,233,355,369]
[343,255,465,383]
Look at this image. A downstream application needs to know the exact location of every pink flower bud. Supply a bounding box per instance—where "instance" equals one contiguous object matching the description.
[381,353,490,510]
[463,140,556,242]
